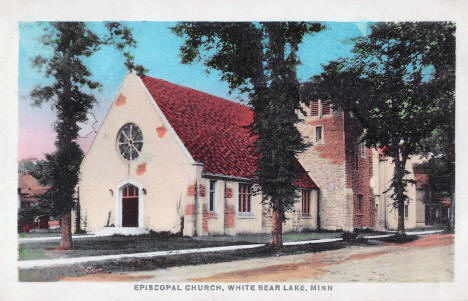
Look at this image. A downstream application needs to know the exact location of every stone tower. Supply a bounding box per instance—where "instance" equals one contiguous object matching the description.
[296,100,375,231]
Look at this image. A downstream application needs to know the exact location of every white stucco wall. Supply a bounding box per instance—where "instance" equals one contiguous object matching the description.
[371,150,418,230]
[79,73,199,234]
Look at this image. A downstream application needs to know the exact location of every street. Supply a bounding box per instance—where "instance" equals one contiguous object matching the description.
[61,234,453,282]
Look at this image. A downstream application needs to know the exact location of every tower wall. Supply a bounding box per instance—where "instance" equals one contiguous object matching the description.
[297,107,353,231]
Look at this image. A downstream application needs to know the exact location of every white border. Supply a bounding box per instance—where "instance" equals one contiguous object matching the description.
[2,1,468,301]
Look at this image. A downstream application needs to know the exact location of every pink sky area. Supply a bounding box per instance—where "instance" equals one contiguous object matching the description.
[18,113,95,161]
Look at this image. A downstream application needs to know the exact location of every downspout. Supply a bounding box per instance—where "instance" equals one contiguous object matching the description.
[194,180,198,237]
[381,157,388,230]
[223,181,227,235]
[316,188,321,230]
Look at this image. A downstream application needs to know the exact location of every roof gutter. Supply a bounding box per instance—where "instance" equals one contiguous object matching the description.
[201,172,253,182]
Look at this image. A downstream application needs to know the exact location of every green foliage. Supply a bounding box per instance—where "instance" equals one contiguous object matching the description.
[415,157,451,202]
[307,22,455,232]
[415,128,454,203]
[18,158,42,176]
[32,146,83,215]
[30,22,145,227]
[18,203,45,225]
[172,22,323,218]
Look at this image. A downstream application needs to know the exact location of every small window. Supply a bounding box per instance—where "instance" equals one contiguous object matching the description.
[357,194,363,212]
[404,204,409,218]
[238,183,252,213]
[302,189,311,215]
[322,100,332,115]
[209,180,216,212]
[375,203,379,218]
[310,100,319,116]
[122,184,139,198]
[315,126,323,142]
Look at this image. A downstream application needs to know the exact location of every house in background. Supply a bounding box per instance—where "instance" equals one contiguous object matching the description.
[415,172,452,226]
[415,172,429,227]
[78,73,319,236]
[426,198,451,226]
[370,150,421,230]
[18,172,50,232]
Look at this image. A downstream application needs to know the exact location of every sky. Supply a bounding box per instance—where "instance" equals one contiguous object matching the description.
[18,21,368,161]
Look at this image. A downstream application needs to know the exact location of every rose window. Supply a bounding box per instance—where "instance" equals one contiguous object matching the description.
[117,123,143,160]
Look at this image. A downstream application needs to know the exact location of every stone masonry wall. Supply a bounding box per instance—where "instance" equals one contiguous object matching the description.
[297,111,353,231]
[343,114,375,228]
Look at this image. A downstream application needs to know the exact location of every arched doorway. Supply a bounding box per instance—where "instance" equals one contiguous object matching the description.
[121,184,139,227]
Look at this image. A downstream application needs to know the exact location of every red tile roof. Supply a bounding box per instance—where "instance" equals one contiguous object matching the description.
[415,173,428,189]
[141,75,317,189]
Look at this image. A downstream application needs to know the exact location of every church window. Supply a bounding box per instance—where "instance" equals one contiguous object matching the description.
[117,123,143,161]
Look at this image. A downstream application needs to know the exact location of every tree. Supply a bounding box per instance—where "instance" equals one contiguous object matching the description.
[416,127,455,230]
[308,22,455,234]
[30,22,144,249]
[18,158,51,231]
[172,22,323,250]
[18,158,41,176]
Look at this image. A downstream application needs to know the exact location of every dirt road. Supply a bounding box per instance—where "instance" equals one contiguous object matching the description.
[62,234,453,282]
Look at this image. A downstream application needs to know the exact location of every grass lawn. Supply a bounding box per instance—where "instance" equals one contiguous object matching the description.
[18,232,256,261]
[194,230,343,243]
[408,225,446,232]
[19,239,363,282]
[18,244,49,260]
[19,232,63,238]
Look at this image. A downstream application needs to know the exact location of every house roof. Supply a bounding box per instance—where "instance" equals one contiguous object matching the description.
[18,172,48,202]
[415,173,428,189]
[140,75,317,189]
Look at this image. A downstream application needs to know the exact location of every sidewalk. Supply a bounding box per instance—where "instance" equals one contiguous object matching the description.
[18,234,92,243]
[18,229,444,269]
[361,229,444,239]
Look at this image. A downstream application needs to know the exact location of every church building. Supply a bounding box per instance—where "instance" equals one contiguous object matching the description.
[78,72,422,236]
[78,73,318,236]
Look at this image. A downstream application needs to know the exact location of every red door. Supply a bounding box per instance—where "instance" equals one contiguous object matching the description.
[122,185,139,227]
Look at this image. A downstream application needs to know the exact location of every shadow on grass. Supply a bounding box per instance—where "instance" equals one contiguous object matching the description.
[20,240,355,282]
[19,231,257,260]
[379,234,418,244]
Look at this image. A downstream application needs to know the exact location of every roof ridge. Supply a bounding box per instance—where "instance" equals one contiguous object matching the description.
[138,75,317,189]
[140,75,251,111]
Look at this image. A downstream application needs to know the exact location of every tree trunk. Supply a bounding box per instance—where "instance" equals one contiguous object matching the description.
[393,150,407,235]
[397,197,405,234]
[448,176,455,232]
[60,211,73,249]
[271,199,284,251]
[74,199,83,234]
[449,136,455,232]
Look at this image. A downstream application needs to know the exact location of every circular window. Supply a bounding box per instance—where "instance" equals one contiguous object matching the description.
[117,123,143,160]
